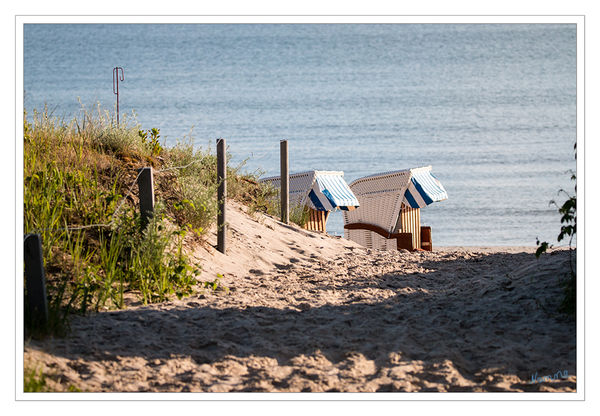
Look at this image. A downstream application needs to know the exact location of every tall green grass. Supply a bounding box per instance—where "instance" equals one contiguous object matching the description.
[24,104,303,338]
[23,107,202,336]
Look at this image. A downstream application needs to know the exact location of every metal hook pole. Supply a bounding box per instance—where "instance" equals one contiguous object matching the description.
[113,67,124,126]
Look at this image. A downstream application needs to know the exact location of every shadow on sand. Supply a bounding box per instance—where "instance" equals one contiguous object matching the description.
[30,250,576,392]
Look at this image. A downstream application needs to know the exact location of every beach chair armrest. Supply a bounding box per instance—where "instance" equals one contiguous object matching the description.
[344,222,415,251]
[344,222,391,238]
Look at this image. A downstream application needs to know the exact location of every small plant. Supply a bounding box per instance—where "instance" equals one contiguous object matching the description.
[289,204,311,228]
[138,127,163,157]
[24,366,47,392]
[536,142,576,315]
[247,180,279,216]
[23,364,82,392]
[202,273,229,294]
[113,204,200,305]
[535,173,576,258]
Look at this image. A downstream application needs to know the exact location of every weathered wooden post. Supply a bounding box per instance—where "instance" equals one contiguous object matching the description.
[217,138,227,254]
[280,139,289,224]
[24,233,48,326]
[137,167,155,228]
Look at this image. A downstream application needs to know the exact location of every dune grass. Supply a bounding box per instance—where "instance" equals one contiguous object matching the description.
[23,363,82,392]
[23,105,276,337]
[23,366,47,392]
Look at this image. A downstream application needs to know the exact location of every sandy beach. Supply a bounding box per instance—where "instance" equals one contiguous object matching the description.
[24,202,576,392]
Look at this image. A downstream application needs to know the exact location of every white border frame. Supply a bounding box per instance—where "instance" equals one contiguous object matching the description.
[15,15,585,402]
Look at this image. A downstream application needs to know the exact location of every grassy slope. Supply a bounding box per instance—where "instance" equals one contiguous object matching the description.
[23,106,279,336]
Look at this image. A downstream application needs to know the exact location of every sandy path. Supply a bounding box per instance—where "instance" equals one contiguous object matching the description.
[24,204,577,392]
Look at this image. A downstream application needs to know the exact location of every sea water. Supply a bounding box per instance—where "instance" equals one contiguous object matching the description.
[23,24,577,246]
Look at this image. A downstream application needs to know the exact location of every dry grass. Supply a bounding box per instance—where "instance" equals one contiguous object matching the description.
[23,104,275,337]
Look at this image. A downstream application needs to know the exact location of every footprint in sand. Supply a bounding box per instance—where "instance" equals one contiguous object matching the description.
[290,246,306,255]
[274,263,295,270]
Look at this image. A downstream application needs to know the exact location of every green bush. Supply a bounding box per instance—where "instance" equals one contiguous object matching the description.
[117,204,199,304]
[536,143,576,315]
[161,139,219,235]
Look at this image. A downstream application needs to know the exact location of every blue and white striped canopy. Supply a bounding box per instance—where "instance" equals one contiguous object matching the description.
[309,173,360,211]
[260,170,360,212]
[403,169,448,209]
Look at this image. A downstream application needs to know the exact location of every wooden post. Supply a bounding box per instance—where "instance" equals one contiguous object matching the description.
[24,233,48,326]
[137,167,155,228]
[217,138,226,254]
[280,139,289,224]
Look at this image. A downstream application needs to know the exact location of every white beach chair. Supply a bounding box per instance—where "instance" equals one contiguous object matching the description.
[261,170,360,233]
[343,166,448,251]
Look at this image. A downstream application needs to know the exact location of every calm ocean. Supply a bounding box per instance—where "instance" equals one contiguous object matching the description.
[23,24,577,246]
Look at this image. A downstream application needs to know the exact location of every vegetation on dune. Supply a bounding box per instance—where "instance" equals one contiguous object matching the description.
[536,142,576,316]
[23,364,82,392]
[23,104,282,337]
[23,366,47,392]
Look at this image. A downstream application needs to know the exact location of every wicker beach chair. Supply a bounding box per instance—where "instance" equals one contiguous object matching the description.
[343,166,447,251]
[261,171,360,233]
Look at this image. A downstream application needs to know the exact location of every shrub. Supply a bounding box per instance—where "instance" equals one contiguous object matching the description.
[160,139,220,235]
[536,143,576,315]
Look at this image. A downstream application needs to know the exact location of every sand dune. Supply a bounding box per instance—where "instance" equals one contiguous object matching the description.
[24,202,576,392]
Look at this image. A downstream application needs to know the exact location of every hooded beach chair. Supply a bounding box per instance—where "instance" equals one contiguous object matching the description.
[342,166,448,251]
[261,170,360,233]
